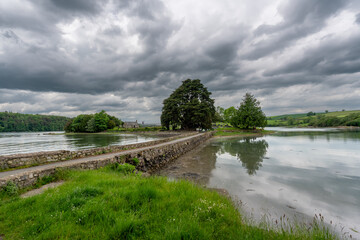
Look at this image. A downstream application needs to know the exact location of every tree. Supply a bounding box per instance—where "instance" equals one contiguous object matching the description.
[231,93,267,129]
[161,79,215,130]
[224,106,237,124]
[94,110,109,132]
[307,111,316,117]
[213,106,225,122]
[86,117,96,132]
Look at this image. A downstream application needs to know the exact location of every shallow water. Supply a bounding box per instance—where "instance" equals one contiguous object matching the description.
[0,132,161,155]
[157,128,360,238]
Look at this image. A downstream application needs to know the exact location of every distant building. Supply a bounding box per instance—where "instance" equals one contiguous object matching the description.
[123,120,140,128]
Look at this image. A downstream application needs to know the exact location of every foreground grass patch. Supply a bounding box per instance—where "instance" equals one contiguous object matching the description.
[0,168,336,239]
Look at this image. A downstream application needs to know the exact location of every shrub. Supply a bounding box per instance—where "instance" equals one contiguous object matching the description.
[110,163,136,174]
[3,181,19,196]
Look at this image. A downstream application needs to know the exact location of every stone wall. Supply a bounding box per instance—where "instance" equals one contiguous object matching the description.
[0,132,195,170]
[123,132,212,173]
[0,132,213,189]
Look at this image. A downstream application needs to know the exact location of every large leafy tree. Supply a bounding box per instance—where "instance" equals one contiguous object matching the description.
[161,79,215,130]
[231,93,267,129]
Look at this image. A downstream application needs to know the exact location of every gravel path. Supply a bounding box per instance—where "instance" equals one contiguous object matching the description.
[20,181,65,198]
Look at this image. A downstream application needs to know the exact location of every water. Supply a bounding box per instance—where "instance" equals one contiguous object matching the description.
[0,132,162,155]
[158,128,360,238]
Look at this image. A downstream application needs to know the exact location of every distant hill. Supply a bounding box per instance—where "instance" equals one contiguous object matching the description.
[0,112,70,132]
[267,110,360,127]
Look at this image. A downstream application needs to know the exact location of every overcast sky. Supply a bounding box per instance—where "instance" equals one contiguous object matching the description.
[1,0,360,123]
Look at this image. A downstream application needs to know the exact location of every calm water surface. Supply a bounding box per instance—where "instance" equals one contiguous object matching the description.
[0,132,161,155]
[158,128,360,238]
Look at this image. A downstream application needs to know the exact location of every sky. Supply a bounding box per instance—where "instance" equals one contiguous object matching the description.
[1,0,360,123]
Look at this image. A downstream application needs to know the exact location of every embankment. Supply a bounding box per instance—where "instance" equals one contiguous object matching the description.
[0,132,213,189]
[0,132,195,171]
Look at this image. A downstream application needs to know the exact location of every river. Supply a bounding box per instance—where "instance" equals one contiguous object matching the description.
[0,132,162,155]
[157,127,360,238]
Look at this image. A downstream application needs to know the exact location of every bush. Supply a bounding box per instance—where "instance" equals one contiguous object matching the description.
[110,163,136,174]
[2,181,19,196]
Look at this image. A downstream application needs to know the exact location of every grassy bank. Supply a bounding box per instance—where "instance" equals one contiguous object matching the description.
[214,127,274,137]
[267,110,360,127]
[0,167,336,239]
[109,126,163,132]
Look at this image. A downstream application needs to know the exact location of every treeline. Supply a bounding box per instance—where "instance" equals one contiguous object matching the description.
[308,113,360,127]
[65,110,123,133]
[0,112,70,132]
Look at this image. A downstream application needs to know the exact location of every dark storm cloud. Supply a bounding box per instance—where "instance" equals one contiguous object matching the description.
[1,0,360,121]
[0,0,181,94]
[245,0,348,60]
[356,13,360,24]
[47,0,105,14]
[264,34,360,77]
[0,89,37,104]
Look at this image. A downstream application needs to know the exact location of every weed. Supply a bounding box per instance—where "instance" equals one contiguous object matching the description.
[130,157,140,166]
[2,180,19,196]
[109,163,136,174]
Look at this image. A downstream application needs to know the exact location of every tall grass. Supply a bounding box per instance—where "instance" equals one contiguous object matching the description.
[0,167,338,239]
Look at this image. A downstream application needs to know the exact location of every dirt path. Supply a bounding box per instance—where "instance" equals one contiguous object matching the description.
[20,181,65,198]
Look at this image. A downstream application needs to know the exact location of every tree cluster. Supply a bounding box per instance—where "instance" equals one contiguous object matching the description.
[161,79,215,130]
[216,93,267,129]
[306,111,316,117]
[64,110,123,133]
[0,112,70,132]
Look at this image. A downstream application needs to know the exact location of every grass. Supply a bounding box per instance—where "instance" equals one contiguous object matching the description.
[0,163,40,172]
[0,167,337,239]
[109,126,163,132]
[214,127,274,137]
[323,110,360,118]
[267,110,360,127]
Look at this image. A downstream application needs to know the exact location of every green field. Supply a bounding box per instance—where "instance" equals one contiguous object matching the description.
[0,166,336,239]
[267,110,360,127]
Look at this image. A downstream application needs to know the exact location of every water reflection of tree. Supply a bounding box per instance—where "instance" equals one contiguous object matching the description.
[221,137,268,175]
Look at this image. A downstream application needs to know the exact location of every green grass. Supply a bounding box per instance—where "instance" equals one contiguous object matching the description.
[109,126,163,132]
[323,110,360,118]
[0,169,69,201]
[0,163,40,172]
[268,113,309,121]
[267,110,360,127]
[0,167,337,239]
